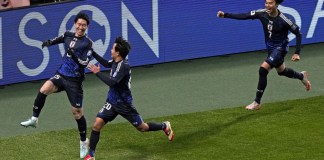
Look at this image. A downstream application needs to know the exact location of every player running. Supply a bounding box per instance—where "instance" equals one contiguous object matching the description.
[84,37,174,160]
[217,0,311,110]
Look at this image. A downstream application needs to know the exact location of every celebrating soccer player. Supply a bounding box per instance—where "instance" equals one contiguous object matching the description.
[20,12,93,159]
[83,36,174,160]
[217,0,311,110]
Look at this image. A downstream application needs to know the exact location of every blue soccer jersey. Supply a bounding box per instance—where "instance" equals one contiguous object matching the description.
[224,9,302,54]
[93,56,133,106]
[106,60,133,105]
[48,31,93,78]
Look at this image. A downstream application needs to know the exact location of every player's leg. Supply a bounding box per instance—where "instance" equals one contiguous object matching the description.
[85,102,118,159]
[121,104,174,141]
[71,106,89,159]
[276,63,311,91]
[246,61,271,110]
[84,117,106,160]
[65,79,89,158]
[134,118,174,141]
[20,75,59,127]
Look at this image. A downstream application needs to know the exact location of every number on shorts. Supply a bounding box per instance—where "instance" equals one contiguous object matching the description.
[99,102,111,113]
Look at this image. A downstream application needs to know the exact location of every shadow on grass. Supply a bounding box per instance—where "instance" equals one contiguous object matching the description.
[176,106,294,141]
[118,105,294,159]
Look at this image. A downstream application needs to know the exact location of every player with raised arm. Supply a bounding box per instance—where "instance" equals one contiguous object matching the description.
[217,0,311,110]
[83,37,174,160]
[20,12,93,159]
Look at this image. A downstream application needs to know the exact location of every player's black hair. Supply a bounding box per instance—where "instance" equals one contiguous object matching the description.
[74,12,90,25]
[275,0,284,4]
[114,36,131,59]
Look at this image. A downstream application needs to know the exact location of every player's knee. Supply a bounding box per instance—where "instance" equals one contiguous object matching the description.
[39,88,50,95]
[92,125,102,132]
[92,120,104,131]
[73,114,82,120]
[39,81,56,95]
[259,67,269,77]
[72,109,83,119]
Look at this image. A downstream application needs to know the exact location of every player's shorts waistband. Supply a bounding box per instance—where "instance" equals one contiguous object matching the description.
[56,72,84,82]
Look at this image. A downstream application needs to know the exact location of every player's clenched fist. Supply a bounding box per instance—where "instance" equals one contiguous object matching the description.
[217,11,225,18]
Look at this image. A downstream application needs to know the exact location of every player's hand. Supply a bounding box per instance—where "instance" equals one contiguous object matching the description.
[87,63,100,74]
[291,53,300,62]
[217,11,225,18]
[41,40,52,49]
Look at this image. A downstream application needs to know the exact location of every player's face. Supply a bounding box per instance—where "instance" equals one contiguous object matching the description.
[265,0,278,15]
[74,18,88,37]
[111,43,119,60]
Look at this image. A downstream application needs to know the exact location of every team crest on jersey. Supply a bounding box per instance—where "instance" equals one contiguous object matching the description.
[69,39,76,48]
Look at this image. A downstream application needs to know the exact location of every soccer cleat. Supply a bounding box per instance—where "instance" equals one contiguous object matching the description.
[245,101,261,110]
[163,121,174,141]
[80,138,89,159]
[84,154,95,160]
[301,71,311,91]
[20,117,38,128]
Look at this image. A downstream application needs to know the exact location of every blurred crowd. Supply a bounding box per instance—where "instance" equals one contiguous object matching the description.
[0,0,72,10]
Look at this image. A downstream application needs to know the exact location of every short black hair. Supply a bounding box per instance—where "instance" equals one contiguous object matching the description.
[275,0,284,4]
[114,36,131,59]
[74,12,90,25]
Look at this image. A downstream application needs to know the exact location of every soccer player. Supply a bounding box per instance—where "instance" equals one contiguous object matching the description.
[20,12,93,158]
[217,0,311,110]
[83,37,174,160]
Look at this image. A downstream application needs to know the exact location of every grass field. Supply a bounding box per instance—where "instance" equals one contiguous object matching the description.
[1,96,324,160]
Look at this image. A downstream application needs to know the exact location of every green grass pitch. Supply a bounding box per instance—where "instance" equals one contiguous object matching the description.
[1,96,324,160]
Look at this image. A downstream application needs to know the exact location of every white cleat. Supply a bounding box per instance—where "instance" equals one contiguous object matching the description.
[301,71,311,91]
[163,121,174,141]
[20,117,38,128]
[80,138,89,158]
[245,101,261,110]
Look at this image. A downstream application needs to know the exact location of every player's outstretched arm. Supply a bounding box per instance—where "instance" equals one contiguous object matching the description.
[217,10,259,20]
[88,63,117,87]
[41,34,65,49]
[92,51,113,68]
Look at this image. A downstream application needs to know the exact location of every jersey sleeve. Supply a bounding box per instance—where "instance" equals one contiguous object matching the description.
[289,23,302,54]
[111,62,129,83]
[280,14,302,54]
[96,72,115,87]
[92,51,113,68]
[95,62,129,87]
[48,31,69,45]
[84,40,93,65]
[224,9,264,20]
